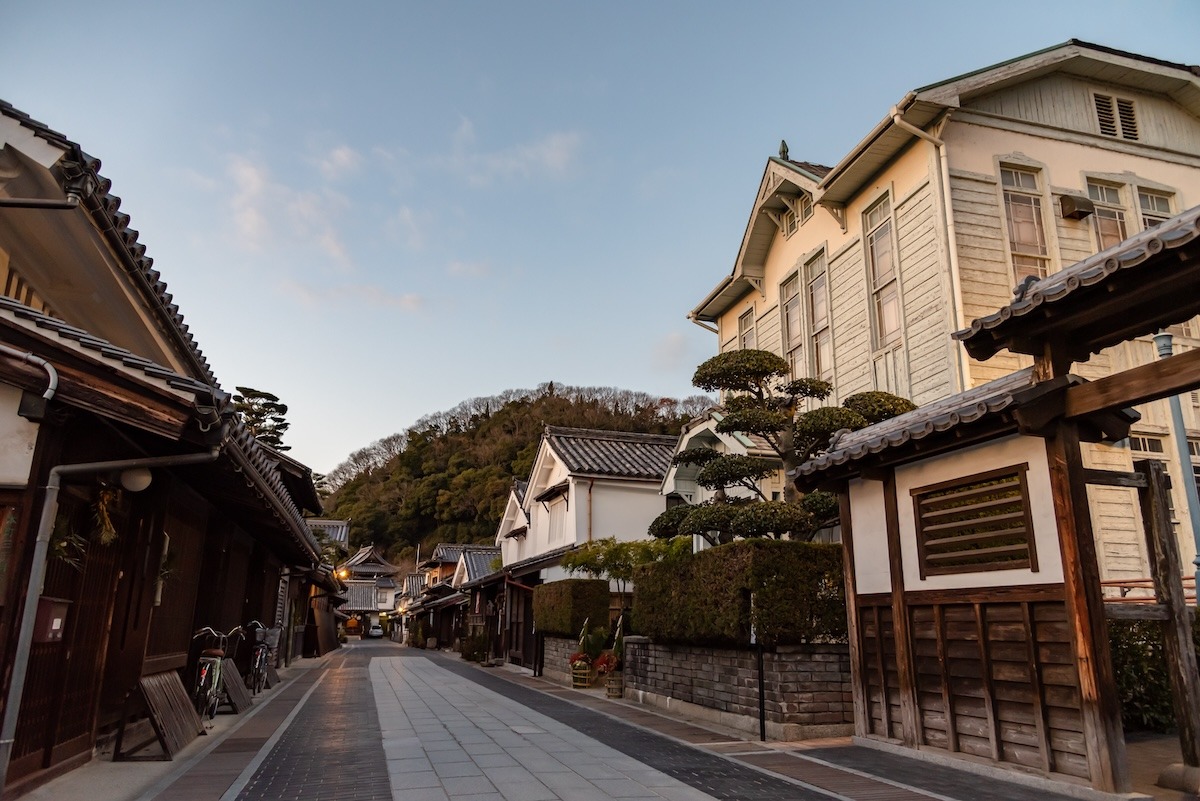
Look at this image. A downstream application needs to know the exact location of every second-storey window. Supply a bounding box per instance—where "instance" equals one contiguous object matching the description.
[1138,189,1173,229]
[1002,167,1050,281]
[807,252,833,381]
[866,197,900,348]
[738,308,756,350]
[1087,181,1127,250]
[781,275,803,376]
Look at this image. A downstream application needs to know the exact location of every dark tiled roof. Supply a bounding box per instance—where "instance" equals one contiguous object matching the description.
[792,369,1037,482]
[786,160,831,179]
[503,543,576,576]
[1,99,216,385]
[954,205,1200,362]
[513,479,528,504]
[341,582,378,611]
[544,426,676,481]
[0,294,217,398]
[461,548,500,583]
[402,573,424,598]
[0,294,317,562]
[344,545,398,572]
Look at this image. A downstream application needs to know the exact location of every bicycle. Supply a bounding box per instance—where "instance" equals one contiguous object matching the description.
[244,620,281,695]
[191,625,243,719]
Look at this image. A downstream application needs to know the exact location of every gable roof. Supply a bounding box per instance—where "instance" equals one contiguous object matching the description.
[457,547,500,585]
[343,545,399,575]
[542,426,676,481]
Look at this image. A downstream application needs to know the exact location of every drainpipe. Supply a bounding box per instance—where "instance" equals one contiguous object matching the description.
[891,104,969,394]
[0,344,59,403]
[587,479,594,543]
[1153,332,1200,596]
[0,444,224,790]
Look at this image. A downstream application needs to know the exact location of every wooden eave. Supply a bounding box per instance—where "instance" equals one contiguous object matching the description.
[816,97,944,206]
[0,320,201,441]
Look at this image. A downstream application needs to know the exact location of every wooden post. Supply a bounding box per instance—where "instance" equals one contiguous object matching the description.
[1045,421,1129,792]
[883,470,920,747]
[838,490,871,737]
[1134,459,1200,768]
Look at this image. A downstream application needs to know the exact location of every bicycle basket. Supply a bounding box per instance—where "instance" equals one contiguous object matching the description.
[255,627,282,648]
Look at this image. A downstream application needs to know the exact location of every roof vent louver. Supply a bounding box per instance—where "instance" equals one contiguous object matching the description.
[1094,92,1138,141]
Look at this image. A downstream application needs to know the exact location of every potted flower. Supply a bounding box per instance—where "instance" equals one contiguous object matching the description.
[604,618,625,698]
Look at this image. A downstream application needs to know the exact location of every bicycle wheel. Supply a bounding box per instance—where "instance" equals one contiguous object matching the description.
[253,667,265,695]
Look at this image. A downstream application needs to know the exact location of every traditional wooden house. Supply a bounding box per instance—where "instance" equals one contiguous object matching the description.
[498,426,674,666]
[337,545,400,634]
[0,100,325,790]
[793,205,1200,795]
[688,40,1200,580]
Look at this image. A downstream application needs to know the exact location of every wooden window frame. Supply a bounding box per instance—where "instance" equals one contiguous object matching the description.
[911,463,1039,579]
[806,251,833,382]
[865,196,900,350]
[1137,188,1173,229]
[781,274,803,377]
[738,308,756,350]
[1086,180,1127,251]
[1001,166,1050,282]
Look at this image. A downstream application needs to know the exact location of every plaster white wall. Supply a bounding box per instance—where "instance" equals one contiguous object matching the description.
[583,481,665,544]
[0,384,37,486]
[849,478,891,594]
[893,434,1063,591]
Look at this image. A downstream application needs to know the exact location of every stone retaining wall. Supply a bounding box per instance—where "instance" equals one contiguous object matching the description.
[622,636,853,740]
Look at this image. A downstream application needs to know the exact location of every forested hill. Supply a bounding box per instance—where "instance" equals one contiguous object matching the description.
[320,383,712,565]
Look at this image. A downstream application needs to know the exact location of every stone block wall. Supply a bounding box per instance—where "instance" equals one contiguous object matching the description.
[621,636,853,740]
[542,635,577,685]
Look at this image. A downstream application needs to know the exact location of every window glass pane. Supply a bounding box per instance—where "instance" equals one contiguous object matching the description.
[1094,207,1127,250]
[869,221,894,285]
[1087,183,1121,205]
[876,285,900,345]
[738,310,756,350]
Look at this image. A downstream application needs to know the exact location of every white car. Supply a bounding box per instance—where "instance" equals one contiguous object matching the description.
[367,624,384,638]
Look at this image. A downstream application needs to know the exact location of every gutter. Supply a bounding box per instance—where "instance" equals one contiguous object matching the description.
[0,442,225,790]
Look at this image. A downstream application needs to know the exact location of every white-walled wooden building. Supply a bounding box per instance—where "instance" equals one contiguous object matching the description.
[689,40,1200,582]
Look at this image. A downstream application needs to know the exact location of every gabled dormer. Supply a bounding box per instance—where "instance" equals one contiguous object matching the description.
[690,154,830,325]
[661,409,780,504]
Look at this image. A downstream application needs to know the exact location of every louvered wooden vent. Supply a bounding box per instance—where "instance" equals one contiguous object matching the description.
[912,463,1038,578]
[1094,93,1138,141]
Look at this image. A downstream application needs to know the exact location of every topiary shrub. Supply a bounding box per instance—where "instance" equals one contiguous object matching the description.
[633,539,845,647]
[533,578,610,636]
[459,633,489,663]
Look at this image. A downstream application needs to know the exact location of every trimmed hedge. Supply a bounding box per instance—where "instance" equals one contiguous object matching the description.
[633,539,845,647]
[532,578,610,636]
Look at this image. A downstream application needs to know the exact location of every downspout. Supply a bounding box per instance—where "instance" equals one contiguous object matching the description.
[890,105,970,394]
[0,344,59,402]
[0,443,225,790]
[587,479,594,543]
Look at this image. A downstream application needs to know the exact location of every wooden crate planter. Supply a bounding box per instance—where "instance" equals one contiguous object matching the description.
[605,671,623,699]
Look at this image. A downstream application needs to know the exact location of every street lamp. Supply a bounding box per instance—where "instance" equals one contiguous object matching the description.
[1153,330,1200,598]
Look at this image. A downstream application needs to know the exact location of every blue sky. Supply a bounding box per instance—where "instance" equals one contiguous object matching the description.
[2,2,1197,474]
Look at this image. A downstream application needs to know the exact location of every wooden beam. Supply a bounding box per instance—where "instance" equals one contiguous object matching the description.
[1082,469,1147,489]
[838,492,871,738]
[1135,459,1200,768]
[1045,422,1129,793]
[1065,347,1200,419]
[1103,602,1171,621]
[883,470,921,748]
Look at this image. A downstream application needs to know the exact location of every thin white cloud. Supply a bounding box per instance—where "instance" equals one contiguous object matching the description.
[318,145,362,181]
[229,156,271,248]
[391,205,425,250]
[446,260,489,278]
[444,117,582,186]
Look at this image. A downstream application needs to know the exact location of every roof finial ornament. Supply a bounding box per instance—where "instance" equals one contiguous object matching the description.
[1012,274,1039,301]
[779,139,789,160]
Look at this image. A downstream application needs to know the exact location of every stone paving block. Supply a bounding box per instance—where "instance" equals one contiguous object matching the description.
[433,760,485,778]
[492,779,559,801]
[386,755,433,773]
[442,774,498,796]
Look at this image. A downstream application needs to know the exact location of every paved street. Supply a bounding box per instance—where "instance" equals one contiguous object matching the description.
[25,638,1153,800]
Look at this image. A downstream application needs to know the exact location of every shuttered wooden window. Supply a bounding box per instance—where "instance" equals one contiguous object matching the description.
[911,464,1038,578]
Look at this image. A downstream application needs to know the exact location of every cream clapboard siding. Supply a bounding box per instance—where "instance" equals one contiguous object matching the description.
[895,181,954,404]
[966,74,1200,153]
[757,303,782,358]
[1055,209,1095,268]
[1082,442,1148,581]
[948,170,1027,385]
[828,241,873,398]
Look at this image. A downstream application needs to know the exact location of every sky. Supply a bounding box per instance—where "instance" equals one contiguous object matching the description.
[1,1,1197,474]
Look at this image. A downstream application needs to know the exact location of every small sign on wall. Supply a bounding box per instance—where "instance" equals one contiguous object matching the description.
[34,596,71,643]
